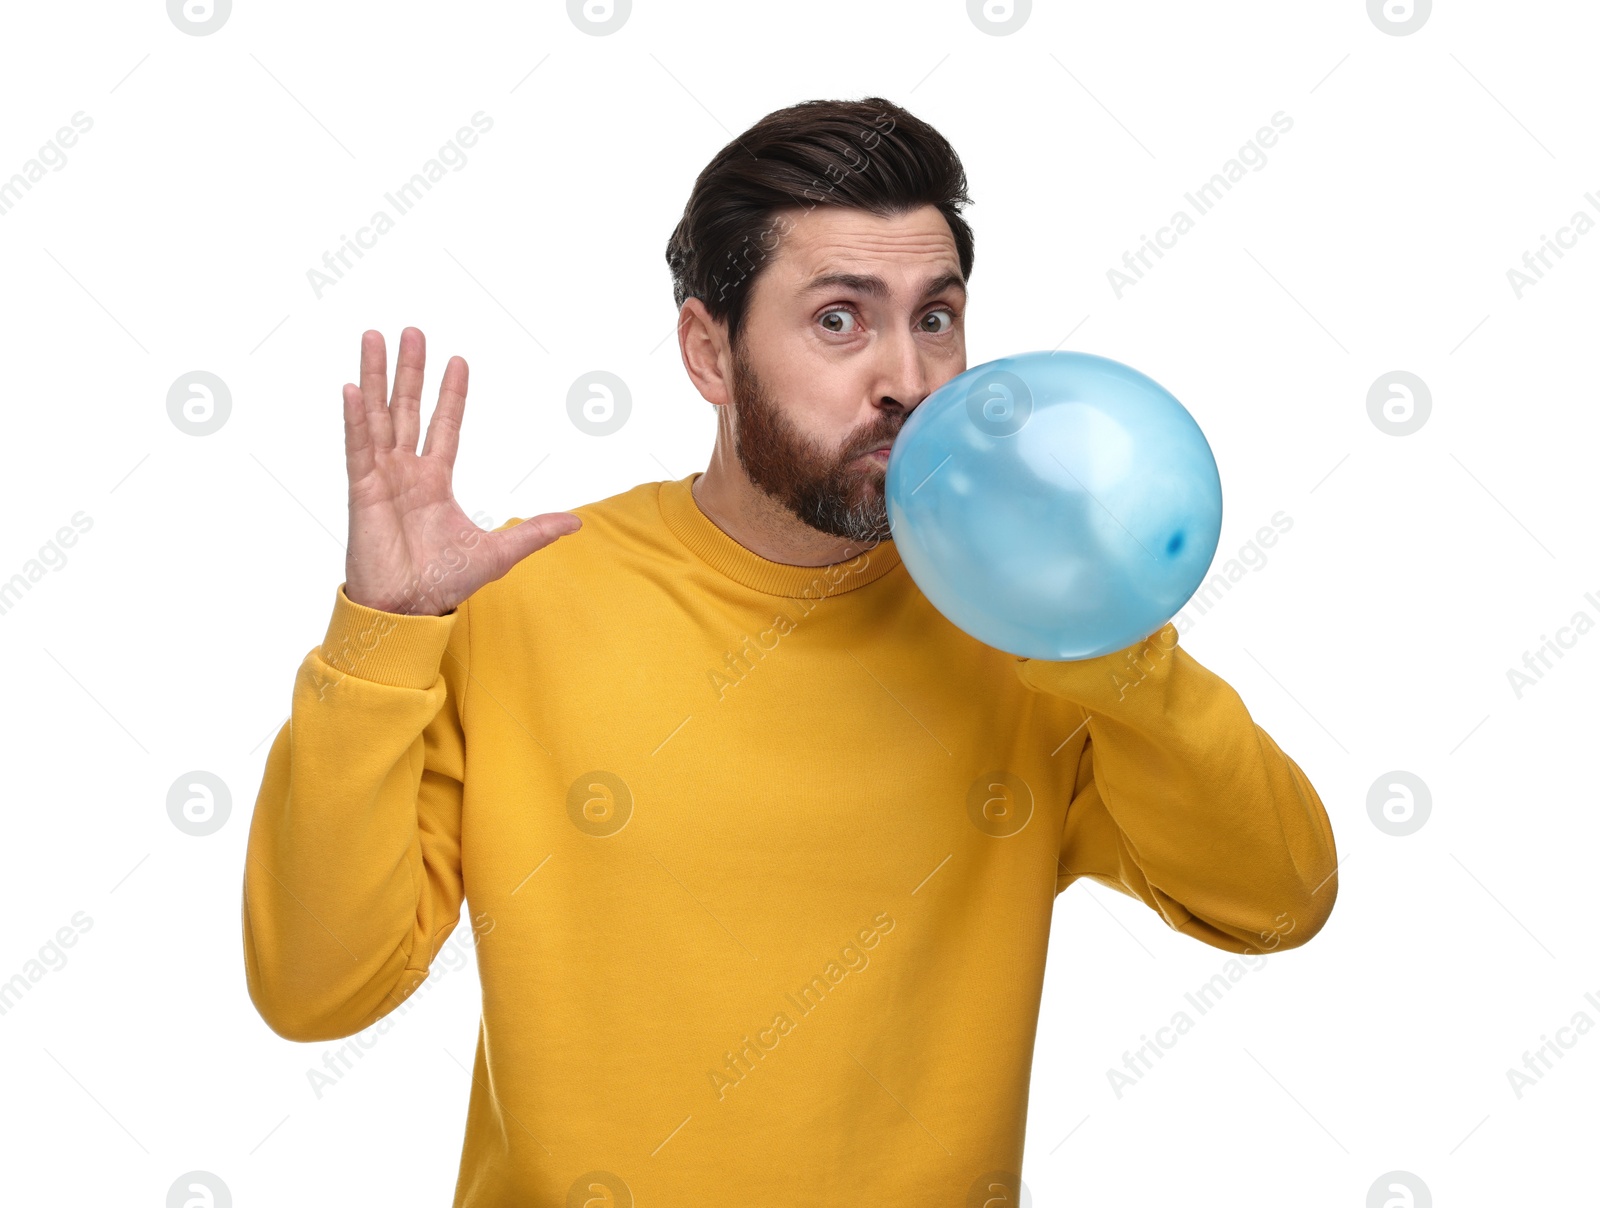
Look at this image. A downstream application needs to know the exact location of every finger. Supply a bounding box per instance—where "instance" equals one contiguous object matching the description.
[422,355,468,465]
[342,382,375,484]
[389,327,426,453]
[484,512,583,574]
[359,329,393,449]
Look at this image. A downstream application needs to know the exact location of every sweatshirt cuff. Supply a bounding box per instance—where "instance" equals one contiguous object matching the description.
[318,583,459,690]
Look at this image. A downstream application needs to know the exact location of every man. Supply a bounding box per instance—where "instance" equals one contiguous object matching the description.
[243,96,1337,1207]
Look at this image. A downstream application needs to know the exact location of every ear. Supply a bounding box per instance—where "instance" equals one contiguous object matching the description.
[678,297,734,408]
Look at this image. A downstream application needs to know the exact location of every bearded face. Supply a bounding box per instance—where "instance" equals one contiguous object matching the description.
[725,336,899,547]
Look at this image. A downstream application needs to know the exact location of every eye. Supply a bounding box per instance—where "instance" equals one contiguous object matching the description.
[921,307,956,334]
[818,307,859,335]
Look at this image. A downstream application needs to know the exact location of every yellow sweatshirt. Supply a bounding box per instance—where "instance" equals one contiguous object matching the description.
[243,470,1338,1207]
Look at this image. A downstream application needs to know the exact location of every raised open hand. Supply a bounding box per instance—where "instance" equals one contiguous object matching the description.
[341,327,581,616]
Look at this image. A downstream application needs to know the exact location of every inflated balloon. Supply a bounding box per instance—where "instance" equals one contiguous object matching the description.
[884,350,1223,661]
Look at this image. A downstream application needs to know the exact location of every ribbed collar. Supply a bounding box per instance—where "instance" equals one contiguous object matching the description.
[658,472,903,598]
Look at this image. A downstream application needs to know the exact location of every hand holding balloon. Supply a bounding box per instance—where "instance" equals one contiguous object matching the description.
[884,351,1223,661]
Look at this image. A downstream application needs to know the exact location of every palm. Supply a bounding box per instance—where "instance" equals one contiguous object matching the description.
[342,328,580,616]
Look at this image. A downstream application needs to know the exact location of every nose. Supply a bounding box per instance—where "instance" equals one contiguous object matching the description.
[877,326,935,416]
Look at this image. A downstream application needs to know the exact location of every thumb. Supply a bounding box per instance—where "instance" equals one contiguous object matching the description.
[485,512,583,572]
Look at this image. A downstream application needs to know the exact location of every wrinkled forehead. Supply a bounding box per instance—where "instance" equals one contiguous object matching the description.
[766,204,964,297]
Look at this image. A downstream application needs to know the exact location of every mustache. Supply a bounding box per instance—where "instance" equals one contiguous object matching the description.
[851,433,900,457]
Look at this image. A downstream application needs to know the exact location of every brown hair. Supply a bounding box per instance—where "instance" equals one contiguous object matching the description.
[665,97,976,351]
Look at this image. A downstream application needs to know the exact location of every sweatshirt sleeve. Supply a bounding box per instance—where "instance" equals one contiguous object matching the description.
[1015,621,1338,955]
[242,583,470,1042]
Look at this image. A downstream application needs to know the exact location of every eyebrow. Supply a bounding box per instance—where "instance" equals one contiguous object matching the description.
[798,271,967,302]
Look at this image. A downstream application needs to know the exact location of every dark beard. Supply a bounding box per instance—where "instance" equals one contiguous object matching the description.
[727,339,897,547]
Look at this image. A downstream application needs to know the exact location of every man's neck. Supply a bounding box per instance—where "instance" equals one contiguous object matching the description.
[690,462,881,568]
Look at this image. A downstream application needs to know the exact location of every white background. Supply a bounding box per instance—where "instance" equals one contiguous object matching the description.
[1,1,1594,1204]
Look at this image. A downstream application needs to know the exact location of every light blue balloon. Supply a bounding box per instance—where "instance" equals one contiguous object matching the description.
[885,350,1223,661]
